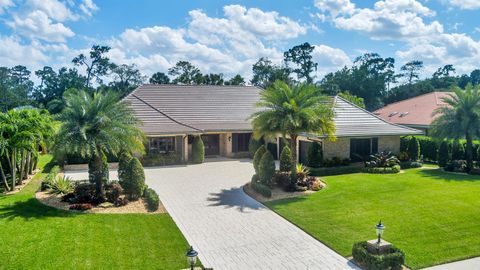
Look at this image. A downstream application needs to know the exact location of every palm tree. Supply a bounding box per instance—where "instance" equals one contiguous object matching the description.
[250,80,335,179]
[431,85,480,171]
[54,90,144,198]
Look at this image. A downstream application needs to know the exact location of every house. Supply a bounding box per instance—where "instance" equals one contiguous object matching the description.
[374,92,453,135]
[124,84,421,164]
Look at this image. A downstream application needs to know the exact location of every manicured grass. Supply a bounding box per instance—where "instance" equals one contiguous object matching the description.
[267,168,480,269]
[0,155,194,270]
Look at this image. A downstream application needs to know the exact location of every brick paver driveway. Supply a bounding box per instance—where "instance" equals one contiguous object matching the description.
[145,159,358,270]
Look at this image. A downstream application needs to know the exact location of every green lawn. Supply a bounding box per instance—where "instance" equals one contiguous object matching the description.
[0,155,194,270]
[267,168,480,269]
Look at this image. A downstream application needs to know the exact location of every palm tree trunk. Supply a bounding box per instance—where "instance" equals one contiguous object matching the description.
[19,150,26,181]
[289,134,298,185]
[466,132,473,172]
[11,149,16,190]
[0,161,10,191]
[92,148,106,200]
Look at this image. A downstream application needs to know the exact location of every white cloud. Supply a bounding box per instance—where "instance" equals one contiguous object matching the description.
[448,0,480,10]
[0,0,14,14]
[7,11,75,42]
[26,0,78,21]
[314,0,356,17]
[79,0,99,16]
[312,44,352,76]
[0,36,48,68]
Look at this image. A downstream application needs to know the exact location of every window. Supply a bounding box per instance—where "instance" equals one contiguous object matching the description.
[350,138,378,161]
[148,137,175,154]
[232,133,251,153]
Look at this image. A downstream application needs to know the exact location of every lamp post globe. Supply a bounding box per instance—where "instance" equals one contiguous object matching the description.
[375,220,385,244]
[186,246,198,270]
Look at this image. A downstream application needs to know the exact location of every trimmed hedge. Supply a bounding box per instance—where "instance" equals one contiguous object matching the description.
[144,187,160,211]
[352,241,405,270]
[364,165,400,174]
[438,141,450,167]
[309,165,362,176]
[407,136,420,161]
[400,161,423,169]
[250,181,272,198]
[253,145,266,174]
[121,157,145,200]
[279,146,292,172]
[192,136,205,164]
[142,152,180,166]
[452,140,465,160]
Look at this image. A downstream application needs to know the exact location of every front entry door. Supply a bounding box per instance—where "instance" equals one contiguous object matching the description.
[202,134,220,156]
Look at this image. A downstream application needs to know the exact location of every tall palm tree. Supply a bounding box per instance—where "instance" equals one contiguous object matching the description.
[250,80,335,179]
[54,90,144,198]
[431,85,480,171]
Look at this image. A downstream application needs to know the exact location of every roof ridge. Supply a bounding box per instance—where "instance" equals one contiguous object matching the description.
[335,95,421,133]
[131,94,203,132]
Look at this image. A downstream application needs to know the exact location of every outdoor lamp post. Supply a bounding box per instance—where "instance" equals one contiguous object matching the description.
[186,246,198,270]
[375,220,385,244]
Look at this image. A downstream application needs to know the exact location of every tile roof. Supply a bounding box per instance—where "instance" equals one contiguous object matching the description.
[124,84,421,137]
[374,92,453,127]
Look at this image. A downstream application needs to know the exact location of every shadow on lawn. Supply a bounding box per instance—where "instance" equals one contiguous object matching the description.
[207,187,264,212]
[0,198,73,220]
[418,168,480,182]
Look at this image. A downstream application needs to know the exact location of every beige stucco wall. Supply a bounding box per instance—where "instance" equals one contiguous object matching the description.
[323,138,350,159]
[219,133,233,157]
[378,136,400,154]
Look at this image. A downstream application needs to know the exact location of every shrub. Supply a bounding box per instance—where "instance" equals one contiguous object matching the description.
[398,152,409,162]
[307,142,323,168]
[61,192,76,203]
[192,136,205,164]
[121,157,145,200]
[118,151,132,182]
[352,241,405,270]
[258,151,275,187]
[251,174,259,183]
[51,176,74,195]
[272,171,291,189]
[279,146,292,172]
[309,166,362,176]
[116,197,129,206]
[445,160,467,172]
[307,177,323,191]
[74,183,97,203]
[251,182,271,197]
[452,140,465,160]
[322,157,350,167]
[296,163,310,180]
[400,161,423,169]
[41,165,60,191]
[69,203,93,211]
[407,136,420,161]
[144,188,160,211]
[105,182,123,204]
[253,145,266,174]
[438,141,450,167]
[142,152,179,166]
[365,151,399,169]
[364,166,400,174]
[248,137,264,158]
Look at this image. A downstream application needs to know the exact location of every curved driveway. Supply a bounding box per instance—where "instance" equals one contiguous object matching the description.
[145,159,358,270]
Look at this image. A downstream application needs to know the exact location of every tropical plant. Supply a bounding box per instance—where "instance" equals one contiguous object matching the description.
[279,146,292,172]
[296,163,310,180]
[365,151,400,168]
[53,90,144,198]
[51,175,74,195]
[431,86,480,171]
[250,81,335,184]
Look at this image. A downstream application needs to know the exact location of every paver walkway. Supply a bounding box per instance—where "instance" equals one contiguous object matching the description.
[144,159,359,270]
[422,257,480,270]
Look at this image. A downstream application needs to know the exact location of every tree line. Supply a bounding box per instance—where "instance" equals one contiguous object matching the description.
[2,43,480,113]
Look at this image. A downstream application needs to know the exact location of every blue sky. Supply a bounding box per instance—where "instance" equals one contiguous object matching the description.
[1,0,480,82]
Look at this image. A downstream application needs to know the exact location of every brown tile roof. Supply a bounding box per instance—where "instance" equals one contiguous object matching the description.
[374,92,453,127]
[124,84,421,137]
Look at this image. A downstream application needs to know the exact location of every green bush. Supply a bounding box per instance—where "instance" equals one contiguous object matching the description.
[121,157,145,200]
[253,145,266,174]
[51,176,74,195]
[309,165,362,176]
[352,241,405,270]
[364,165,400,174]
[41,165,60,191]
[118,151,132,181]
[251,181,271,198]
[452,140,465,160]
[248,137,264,158]
[407,136,420,161]
[192,136,205,164]
[279,146,292,172]
[438,141,450,167]
[142,152,179,166]
[144,187,160,211]
[258,151,276,187]
[400,161,423,169]
[307,142,323,168]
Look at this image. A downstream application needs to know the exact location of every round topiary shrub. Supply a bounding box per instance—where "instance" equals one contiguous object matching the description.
[407,136,420,161]
[438,141,450,167]
[253,145,266,174]
[248,137,264,158]
[307,142,323,168]
[280,146,292,172]
[192,136,205,164]
[118,151,132,183]
[258,151,275,187]
[121,157,145,200]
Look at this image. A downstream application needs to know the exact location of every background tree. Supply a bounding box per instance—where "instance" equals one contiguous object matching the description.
[400,60,423,86]
[338,92,365,109]
[284,42,317,83]
[431,86,480,171]
[251,57,291,88]
[250,81,335,183]
[72,45,113,88]
[225,74,245,85]
[54,90,144,198]
[168,61,202,85]
[149,72,170,84]
[109,64,145,96]
[202,73,224,85]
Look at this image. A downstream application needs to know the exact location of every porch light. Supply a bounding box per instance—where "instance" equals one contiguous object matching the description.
[375,221,385,244]
[186,246,198,270]
[228,136,232,142]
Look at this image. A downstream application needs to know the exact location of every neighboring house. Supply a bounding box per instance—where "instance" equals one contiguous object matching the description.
[374,92,453,135]
[124,84,421,164]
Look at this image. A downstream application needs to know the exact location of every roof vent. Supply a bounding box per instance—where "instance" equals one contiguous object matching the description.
[400,112,409,117]
[388,112,398,117]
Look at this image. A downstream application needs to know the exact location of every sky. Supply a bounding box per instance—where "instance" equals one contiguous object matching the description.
[1,0,480,82]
